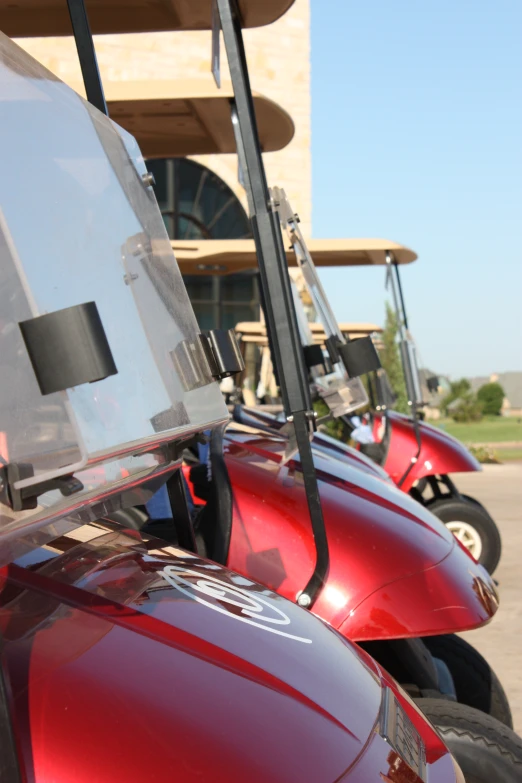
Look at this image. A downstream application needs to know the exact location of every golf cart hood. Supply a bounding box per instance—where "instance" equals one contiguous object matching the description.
[0,528,454,782]
[312,430,390,481]
[235,406,390,480]
[222,427,498,640]
[382,412,482,490]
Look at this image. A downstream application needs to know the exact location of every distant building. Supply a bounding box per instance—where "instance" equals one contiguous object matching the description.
[469,372,522,417]
[446,398,464,415]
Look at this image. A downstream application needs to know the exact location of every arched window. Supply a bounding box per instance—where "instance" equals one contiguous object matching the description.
[148,158,258,331]
[147,158,251,240]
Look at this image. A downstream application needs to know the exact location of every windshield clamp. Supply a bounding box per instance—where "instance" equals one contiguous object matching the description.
[270,187,299,227]
[19,301,118,396]
[199,329,245,381]
[0,463,84,512]
[303,343,326,370]
[325,334,381,378]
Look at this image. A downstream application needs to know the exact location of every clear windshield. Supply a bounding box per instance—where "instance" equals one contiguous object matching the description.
[274,188,368,416]
[0,35,228,539]
[384,262,424,406]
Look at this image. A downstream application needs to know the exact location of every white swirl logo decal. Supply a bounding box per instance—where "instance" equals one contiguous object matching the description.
[160,565,312,644]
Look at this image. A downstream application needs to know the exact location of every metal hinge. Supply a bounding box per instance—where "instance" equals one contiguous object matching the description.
[270,186,298,226]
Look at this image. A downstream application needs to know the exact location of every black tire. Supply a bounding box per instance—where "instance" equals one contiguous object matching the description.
[416,698,522,783]
[422,634,513,728]
[461,493,492,517]
[429,497,501,574]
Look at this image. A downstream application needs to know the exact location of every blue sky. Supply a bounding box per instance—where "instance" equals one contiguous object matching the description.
[311,0,522,378]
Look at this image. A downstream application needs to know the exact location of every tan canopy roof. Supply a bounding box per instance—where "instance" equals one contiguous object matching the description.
[173,238,417,275]
[309,322,383,340]
[234,322,270,345]
[67,79,294,156]
[235,321,383,346]
[2,0,295,37]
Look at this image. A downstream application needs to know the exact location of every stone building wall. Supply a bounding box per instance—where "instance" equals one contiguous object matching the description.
[16,0,311,236]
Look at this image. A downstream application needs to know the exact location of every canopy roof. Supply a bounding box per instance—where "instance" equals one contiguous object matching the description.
[68,79,294,156]
[234,322,269,345]
[1,0,295,36]
[173,238,417,275]
[235,321,383,345]
[309,322,383,340]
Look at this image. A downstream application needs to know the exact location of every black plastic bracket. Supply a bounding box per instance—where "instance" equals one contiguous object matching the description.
[19,301,117,396]
[325,335,340,365]
[0,462,84,512]
[198,329,244,380]
[326,334,381,378]
[338,336,382,377]
[302,343,325,371]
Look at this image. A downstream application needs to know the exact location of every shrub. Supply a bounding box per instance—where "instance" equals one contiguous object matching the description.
[477,382,505,416]
[313,399,346,441]
[450,395,483,423]
[468,444,501,464]
[440,378,471,415]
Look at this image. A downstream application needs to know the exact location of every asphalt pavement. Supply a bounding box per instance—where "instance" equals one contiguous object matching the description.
[457,463,522,733]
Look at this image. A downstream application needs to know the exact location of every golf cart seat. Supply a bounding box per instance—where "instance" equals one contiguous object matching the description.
[359,412,391,467]
[107,429,234,565]
[359,440,387,464]
[336,410,390,467]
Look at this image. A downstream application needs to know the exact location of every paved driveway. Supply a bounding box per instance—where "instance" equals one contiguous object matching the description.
[457,463,522,732]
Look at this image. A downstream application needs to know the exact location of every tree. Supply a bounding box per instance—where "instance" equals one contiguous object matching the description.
[380,302,409,414]
[477,382,505,416]
[440,378,471,415]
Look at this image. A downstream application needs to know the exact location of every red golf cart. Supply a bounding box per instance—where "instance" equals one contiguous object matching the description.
[172,230,501,573]
[270,191,502,574]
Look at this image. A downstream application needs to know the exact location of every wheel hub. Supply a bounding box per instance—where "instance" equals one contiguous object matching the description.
[445,520,483,560]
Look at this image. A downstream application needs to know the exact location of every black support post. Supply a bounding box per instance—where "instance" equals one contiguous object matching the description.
[217,0,329,606]
[394,262,410,331]
[66,0,108,116]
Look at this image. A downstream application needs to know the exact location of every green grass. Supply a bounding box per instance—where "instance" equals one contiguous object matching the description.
[434,416,522,444]
[495,447,522,462]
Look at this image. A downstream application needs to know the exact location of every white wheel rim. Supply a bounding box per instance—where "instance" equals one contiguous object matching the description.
[446,520,483,561]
